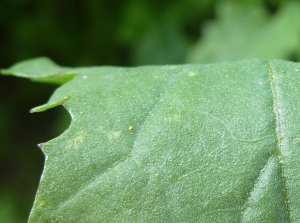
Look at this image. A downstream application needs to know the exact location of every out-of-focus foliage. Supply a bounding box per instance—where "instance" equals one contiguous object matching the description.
[186,1,300,63]
[0,0,299,221]
[118,0,215,65]
[0,191,23,223]
[0,0,215,67]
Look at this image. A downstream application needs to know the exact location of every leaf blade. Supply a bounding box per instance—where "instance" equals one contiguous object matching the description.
[3,58,300,222]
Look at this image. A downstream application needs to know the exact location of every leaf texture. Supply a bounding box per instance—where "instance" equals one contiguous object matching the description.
[3,58,300,222]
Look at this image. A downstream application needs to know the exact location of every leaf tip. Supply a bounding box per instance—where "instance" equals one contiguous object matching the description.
[30,95,73,113]
[0,69,11,75]
[37,143,45,149]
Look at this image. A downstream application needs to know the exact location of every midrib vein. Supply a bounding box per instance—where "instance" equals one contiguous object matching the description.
[265,60,291,222]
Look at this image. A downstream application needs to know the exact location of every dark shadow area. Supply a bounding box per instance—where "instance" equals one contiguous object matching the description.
[0,75,71,221]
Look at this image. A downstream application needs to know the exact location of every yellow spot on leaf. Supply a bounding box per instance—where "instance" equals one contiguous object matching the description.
[128,125,133,130]
[107,131,121,139]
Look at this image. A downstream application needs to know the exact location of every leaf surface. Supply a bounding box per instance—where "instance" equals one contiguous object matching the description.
[3,58,300,222]
[1,57,77,84]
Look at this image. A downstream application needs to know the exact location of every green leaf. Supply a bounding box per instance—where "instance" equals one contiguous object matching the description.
[1,57,77,84]
[186,1,300,63]
[3,58,300,222]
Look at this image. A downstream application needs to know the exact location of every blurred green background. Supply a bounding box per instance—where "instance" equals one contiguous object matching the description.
[1,0,300,221]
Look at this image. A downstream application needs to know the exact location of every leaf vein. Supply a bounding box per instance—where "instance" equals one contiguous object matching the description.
[265,60,291,222]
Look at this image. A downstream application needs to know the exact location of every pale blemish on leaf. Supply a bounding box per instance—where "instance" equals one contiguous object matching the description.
[187,71,197,77]
[165,114,181,123]
[107,131,121,139]
[167,65,177,70]
[69,132,86,149]
[39,200,46,207]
